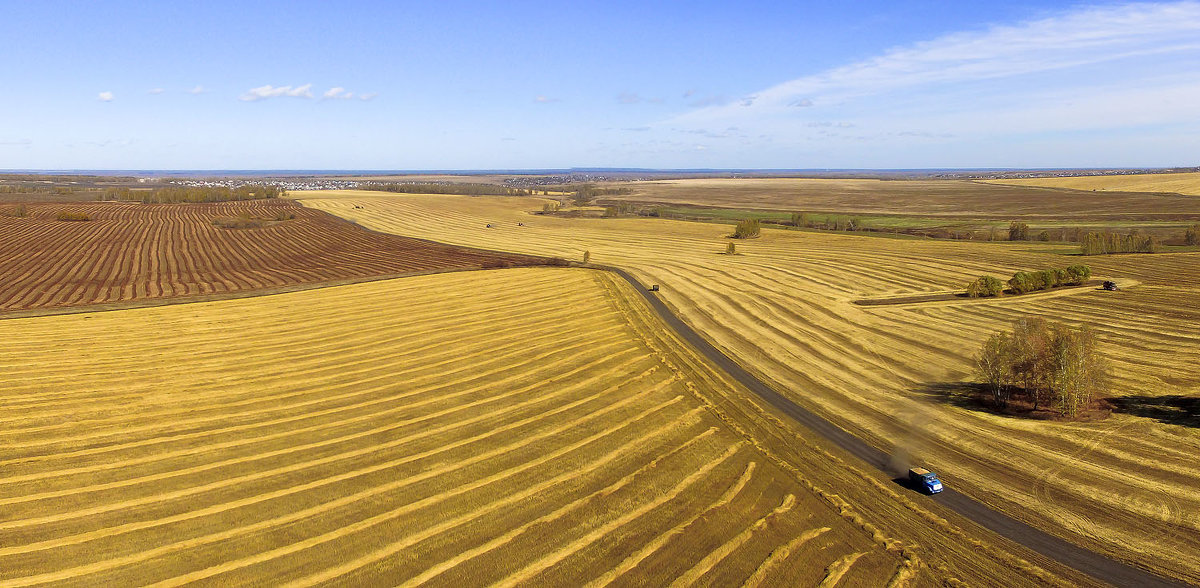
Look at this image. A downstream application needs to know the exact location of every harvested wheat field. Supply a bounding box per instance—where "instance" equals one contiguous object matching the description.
[298,190,1200,584]
[985,171,1200,196]
[607,177,1200,220]
[0,199,539,313]
[0,268,932,586]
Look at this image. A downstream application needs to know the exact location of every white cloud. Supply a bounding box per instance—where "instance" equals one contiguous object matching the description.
[239,83,313,102]
[660,1,1200,165]
[534,95,561,103]
[97,91,114,102]
[323,86,352,99]
[187,85,207,95]
[359,92,378,101]
[148,88,165,95]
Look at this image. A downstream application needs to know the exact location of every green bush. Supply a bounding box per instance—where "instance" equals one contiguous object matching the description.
[1037,269,1058,289]
[965,276,1005,298]
[731,218,761,239]
[1008,271,1036,294]
[1065,264,1091,285]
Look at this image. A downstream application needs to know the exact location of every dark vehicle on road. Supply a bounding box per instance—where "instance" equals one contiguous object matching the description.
[1102,280,1118,291]
[908,467,944,494]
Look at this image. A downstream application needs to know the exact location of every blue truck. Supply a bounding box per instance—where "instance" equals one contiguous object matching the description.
[908,467,944,494]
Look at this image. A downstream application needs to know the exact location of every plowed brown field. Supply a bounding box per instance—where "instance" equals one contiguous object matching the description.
[0,199,538,313]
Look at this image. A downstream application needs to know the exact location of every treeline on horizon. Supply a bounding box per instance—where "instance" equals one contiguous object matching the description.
[101,185,285,203]
[360,183,534,196]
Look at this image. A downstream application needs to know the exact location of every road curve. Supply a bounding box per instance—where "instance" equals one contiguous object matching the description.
[600,265,1180,588]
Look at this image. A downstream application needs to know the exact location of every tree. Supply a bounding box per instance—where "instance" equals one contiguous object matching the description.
[1185,224,1200,246]
[1049,324,1108,417]
[965,275,1005,297]
[1009,221,1030,241]
[1065,264,1091,285]
[977,331,1014,408]
[978,317,1108,416]
[1010,317,1053,410]
[725,242,736,255]
[582,250,591,263]
[731,219,761,239]
[1008,271,1036,295]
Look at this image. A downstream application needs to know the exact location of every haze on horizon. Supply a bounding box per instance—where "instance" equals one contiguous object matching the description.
[2,0,1199,170]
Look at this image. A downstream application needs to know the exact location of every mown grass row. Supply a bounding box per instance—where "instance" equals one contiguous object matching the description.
[0,268,890,586]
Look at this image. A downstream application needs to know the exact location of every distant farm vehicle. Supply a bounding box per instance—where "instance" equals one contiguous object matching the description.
[649,284,660,292]
[486,223,493,228]
[1102,280,1118,291]
[908,467,944,494]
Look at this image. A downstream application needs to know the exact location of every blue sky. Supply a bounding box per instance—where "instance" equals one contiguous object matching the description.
[1,1,1198,169]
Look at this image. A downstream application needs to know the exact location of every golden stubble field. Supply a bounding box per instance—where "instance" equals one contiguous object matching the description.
[985,171,1200,196]
[1,268,927,586]
[298,189,1200,583]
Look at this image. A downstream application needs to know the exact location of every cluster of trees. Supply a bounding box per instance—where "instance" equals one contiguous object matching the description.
[101,185,285,203]
[3,204,28,217]
[731,218,761,239]
[0,185,79,195]
[1183,224,1200,246]
[790,212,870,232]
[361,183,530,196]
[1079,231,1160,255]
[1009,264,1092,294]
[569,184,632,206]
[965,276,1006,297]
[541,202,560,214]
[55,211,91,221]
[976,317,1108,417]
[965,265,1091,297]
[1008,222,1030,241]
[602,202,636,217]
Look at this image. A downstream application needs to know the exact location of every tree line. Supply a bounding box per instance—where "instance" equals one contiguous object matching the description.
[1079,230,1161,255]
[101,185,285,203]
[965,264,1091,297]
[976,317,1108,418]
[790,212,870,232]
[569,184,633,206]
[360,183,533,197]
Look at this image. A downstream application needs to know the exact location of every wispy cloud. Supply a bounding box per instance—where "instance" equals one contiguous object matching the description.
[323,87,354,99]
[534,95,560,103]
[187,85,207,95]
[359,92,378,101]
[617,92,641,104]
[666,1,1200,152]
[148,88,165,95]
[97,91,114,102]
[239,83,313,102]
[0,139,32,146]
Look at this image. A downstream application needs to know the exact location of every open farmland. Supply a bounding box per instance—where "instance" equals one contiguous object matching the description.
[607,177,1200,221]
[299,190,1200,584]
[0,199,539,313]
[985,171,1200,196]
[0,268,927,586]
